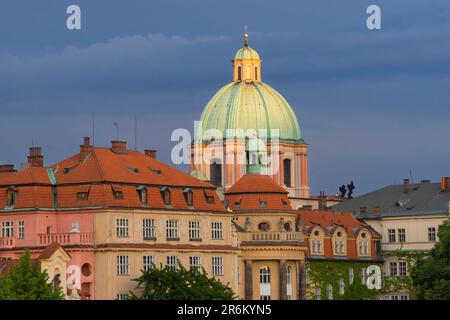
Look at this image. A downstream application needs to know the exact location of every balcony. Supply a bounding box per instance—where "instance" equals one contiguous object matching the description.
[244,231,303,242]
[0,237,15,248]
[39,233,94,246]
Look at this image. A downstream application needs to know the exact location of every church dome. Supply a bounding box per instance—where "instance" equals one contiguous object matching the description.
[197,32,303,144]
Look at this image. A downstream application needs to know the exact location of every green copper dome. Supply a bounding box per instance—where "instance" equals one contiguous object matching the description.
[234,46,260,60]
[198,81,303,143]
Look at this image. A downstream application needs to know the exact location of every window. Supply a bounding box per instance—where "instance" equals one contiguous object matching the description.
[211,222,223,240]
[212,256,223,276]
[113,191,123,199]
[391,294,408,300]
[388,229,396,243]
[349,268,354,285]
[255,67,258,80]
[398,229,406,243]
[335,239,345,255]
[399,261,407,276]
[361,268,367,284]
[77,192,89,200]
[166,220,178,240]
[167,256,178,269]
[189,256,201,271]
[283,159,292,187]
[116,294,128,300]
[312,239,322,254]
[6,189,17,207]
[237,66,242,81]
[260,266,270,284]
[116,218,129,237]
[116,255,130,276]
[258,222,271,232]
[210,161,222,187]
[428,227,436,242]
[359,239,369,255]
[18,221,25,239]
[260,295,271,300]
[137,188,147,205]
[161,188,171,205]
[189,221,201,240]
[142,219,155,240]
[339,278,345,295]
[1,221,13,237]
[389,262,398,277]
[184,189,193,207]
[305,267,310,284]
[315,287,321,300]
[143,256,155,271]
[286,266,292,286]
[326,284,333,300]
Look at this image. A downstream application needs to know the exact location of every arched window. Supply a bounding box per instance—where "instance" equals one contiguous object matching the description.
[283,159,292,187]
[286,266,292,285]
[339,278,345,295]
[237,66,242,81]
[246,65,251,80]
[333,229,346,255]
[210,161,222,187]
[255,67,258,80]
[259,266,271,284]
[311,228,324,255]
[327,284,333,300]
[315,287,321,300]
[6,187,17,207]
[358,231,370,256]
[160,187,171,205]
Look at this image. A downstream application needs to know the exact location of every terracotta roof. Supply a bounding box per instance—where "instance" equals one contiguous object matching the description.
[0,142,226,212]
[225,173,288,194]
[38,242,71,260]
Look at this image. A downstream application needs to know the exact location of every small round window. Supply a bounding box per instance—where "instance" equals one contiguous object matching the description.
[314,230,320,236]
[361,232,367,238]
[258,222,271,232]
[337,231,342,237]
[81,263,92,276]
[284,222,292,231]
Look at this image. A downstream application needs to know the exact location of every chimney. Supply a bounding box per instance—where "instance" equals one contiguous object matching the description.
[359,206,367,217]
[0,164,15,173]
[318,191,327,211]
[442,177,450,192]
[374,206,381,217]
[80,137,93,160]
[111,141,127,154]
[27,147,44,167]
[403,179,410,193]
[144,149,157,159]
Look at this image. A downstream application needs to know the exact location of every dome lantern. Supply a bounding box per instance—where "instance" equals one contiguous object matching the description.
[233,33,261,82]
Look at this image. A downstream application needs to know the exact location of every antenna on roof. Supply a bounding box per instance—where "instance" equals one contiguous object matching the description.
[92,112,95,146]
[114,122,120,140]
[409,169,414,184]
[134,115,137,151]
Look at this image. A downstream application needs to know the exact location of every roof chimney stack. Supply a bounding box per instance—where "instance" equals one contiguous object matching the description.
[441,177,450,192]
[0,164,15,173]
[374,206,381,217]
[318,191,327,211]
[144,149,157,159]
[403,179,410,193]
[27,147,44,168]
[80,136,93,160]
[111,141,127,154]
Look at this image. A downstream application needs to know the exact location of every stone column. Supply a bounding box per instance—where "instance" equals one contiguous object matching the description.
[297,260,306,300]
[279,260,287,300]
[244,260,253,300]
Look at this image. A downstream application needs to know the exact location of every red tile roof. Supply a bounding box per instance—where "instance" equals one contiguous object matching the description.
[225,173,288,194]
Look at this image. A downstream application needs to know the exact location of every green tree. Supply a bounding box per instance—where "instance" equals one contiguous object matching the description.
[130,263,235,300]
[411,218,450,300]
[0,251,64,300]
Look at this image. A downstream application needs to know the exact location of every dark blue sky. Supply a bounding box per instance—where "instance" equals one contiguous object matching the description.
[1,0,450,195]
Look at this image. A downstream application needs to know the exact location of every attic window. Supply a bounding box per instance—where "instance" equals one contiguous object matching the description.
[137,186,147,205]
[148,167,162,175]
[203,190,216,204]
[282,199,289,207]
[63,167,74,174]
[395,199,410,207]
[234,201,241,208]
[77,192,89,200]
[183,188,194,207]
[126,166,139,174]
[111,185,124,200]
[160,187,171,205]
[259,200,268,207]
[6,188,17,207]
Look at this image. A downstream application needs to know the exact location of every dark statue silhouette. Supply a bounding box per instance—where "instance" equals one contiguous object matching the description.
[339,184,347,198]
[347,181,355,199]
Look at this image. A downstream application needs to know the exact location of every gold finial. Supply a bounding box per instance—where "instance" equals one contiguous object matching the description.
[244,25,249,46]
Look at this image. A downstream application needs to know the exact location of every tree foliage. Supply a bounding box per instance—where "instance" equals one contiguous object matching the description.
[0,251,64,300]
[411,218,450,300]
[130,264,235,300]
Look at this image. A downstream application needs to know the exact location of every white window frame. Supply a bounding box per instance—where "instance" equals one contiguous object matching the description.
[167,256,178,269]
[166,220,178,240]
[211,222,223,240]
[18,220,25,239]
[116,218,129,238]
[189,256,201,271]
[1,221,14,238]
[428,227,436,242]
[326,284,333,300]
[389,262,398,277]
[399,261,407,276]
[143,255,155,271]
[189,221,201,240]
[116,255,130,276]
[388,229,396,243]
[142,219,155,239]
[212,256,223,276]
[398,228,406,243]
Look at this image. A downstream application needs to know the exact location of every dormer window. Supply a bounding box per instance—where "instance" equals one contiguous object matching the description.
[183,188,193,207]
[6,187,17,207]
[111,185,124,200]
[77,192,89,200]
[311,228,324,255]
[358,231,370,256]
[137,186,147,205]
[259,199,268,207]
[333,229,346,256]
[160,187,170,205]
